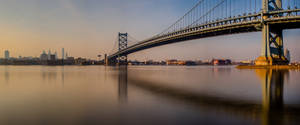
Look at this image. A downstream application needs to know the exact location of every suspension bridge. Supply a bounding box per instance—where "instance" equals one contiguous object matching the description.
[105,0,300,65]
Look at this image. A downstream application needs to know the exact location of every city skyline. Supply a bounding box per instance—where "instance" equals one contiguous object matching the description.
[1,49,69,59]
[0,0,300,61]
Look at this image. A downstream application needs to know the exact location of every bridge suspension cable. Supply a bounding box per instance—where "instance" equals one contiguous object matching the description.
[107,0,300,61]
[109,35,119,55]
[127,34,140,47]
[155,0,262,37]
[188,0,226,28]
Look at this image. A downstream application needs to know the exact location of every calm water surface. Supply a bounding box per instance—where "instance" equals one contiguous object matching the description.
[0,65,299,125]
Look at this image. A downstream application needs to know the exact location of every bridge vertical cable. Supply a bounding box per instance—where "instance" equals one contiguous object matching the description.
[156,0,262,37]
[108,0,300,58]
[127,34,140,47]
[109,35,119,56]
[284,0,299,10]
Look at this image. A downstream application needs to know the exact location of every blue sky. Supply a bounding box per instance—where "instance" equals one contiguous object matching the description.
[0,0,299,61]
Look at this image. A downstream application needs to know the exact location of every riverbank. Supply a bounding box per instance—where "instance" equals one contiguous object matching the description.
[236,65,300,70]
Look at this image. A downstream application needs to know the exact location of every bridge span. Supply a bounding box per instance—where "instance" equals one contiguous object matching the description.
[106,0,300,65]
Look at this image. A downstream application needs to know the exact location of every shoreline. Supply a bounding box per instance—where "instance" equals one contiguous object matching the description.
[236,65,300,70]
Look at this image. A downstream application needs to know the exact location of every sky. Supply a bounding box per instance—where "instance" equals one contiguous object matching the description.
[0,0,299,61]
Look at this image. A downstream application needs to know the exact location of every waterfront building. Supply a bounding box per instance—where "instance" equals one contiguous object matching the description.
[67,57,74,60]
[75,57,87,65]
[166,60,186,65]
[50,55,56,61]
[64,57,75,65]
[238,60,253,65]
[62,48,65,60]
[212,59,232,65]
[40,50,48,61]
[166,59,178,65]
[185,61,197,66]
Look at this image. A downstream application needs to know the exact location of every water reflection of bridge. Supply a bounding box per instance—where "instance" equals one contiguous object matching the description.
[118,66,128,103]
[255,69,289,125]
[116,67,300,125]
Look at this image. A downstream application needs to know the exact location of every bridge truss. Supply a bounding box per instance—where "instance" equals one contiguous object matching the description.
[107,0,300,65]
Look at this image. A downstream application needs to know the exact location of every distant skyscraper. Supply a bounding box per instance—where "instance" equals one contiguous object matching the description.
[62,48,65,60]
[4,50,9,59]
[50,54,56,61]
[285,48,291,62]
[54,51,58,59]
[66,52,68,58]
[48,49,51,60]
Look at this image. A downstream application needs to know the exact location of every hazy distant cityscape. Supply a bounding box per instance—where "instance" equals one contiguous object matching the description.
[1,48,299,66]
[0,48,100,65]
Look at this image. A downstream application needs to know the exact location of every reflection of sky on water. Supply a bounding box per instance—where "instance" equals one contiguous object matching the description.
[123,66,300,125]
[4,66,9,84]
[0,66,299,125]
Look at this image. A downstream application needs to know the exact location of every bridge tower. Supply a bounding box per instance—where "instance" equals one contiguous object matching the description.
[256,0,289,65]
[117,32,128,65]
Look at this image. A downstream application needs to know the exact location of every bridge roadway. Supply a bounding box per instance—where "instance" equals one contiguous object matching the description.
[108,9,300,60]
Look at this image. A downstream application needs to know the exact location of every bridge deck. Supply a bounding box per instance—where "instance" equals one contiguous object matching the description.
[109,9,300,59]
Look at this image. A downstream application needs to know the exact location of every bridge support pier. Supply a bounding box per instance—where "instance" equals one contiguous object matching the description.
[105,57,127,66]
[255,0,289,65]
[255,24,289,65]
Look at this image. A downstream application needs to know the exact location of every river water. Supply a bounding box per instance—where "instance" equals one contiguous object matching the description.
[0,65,299,125]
